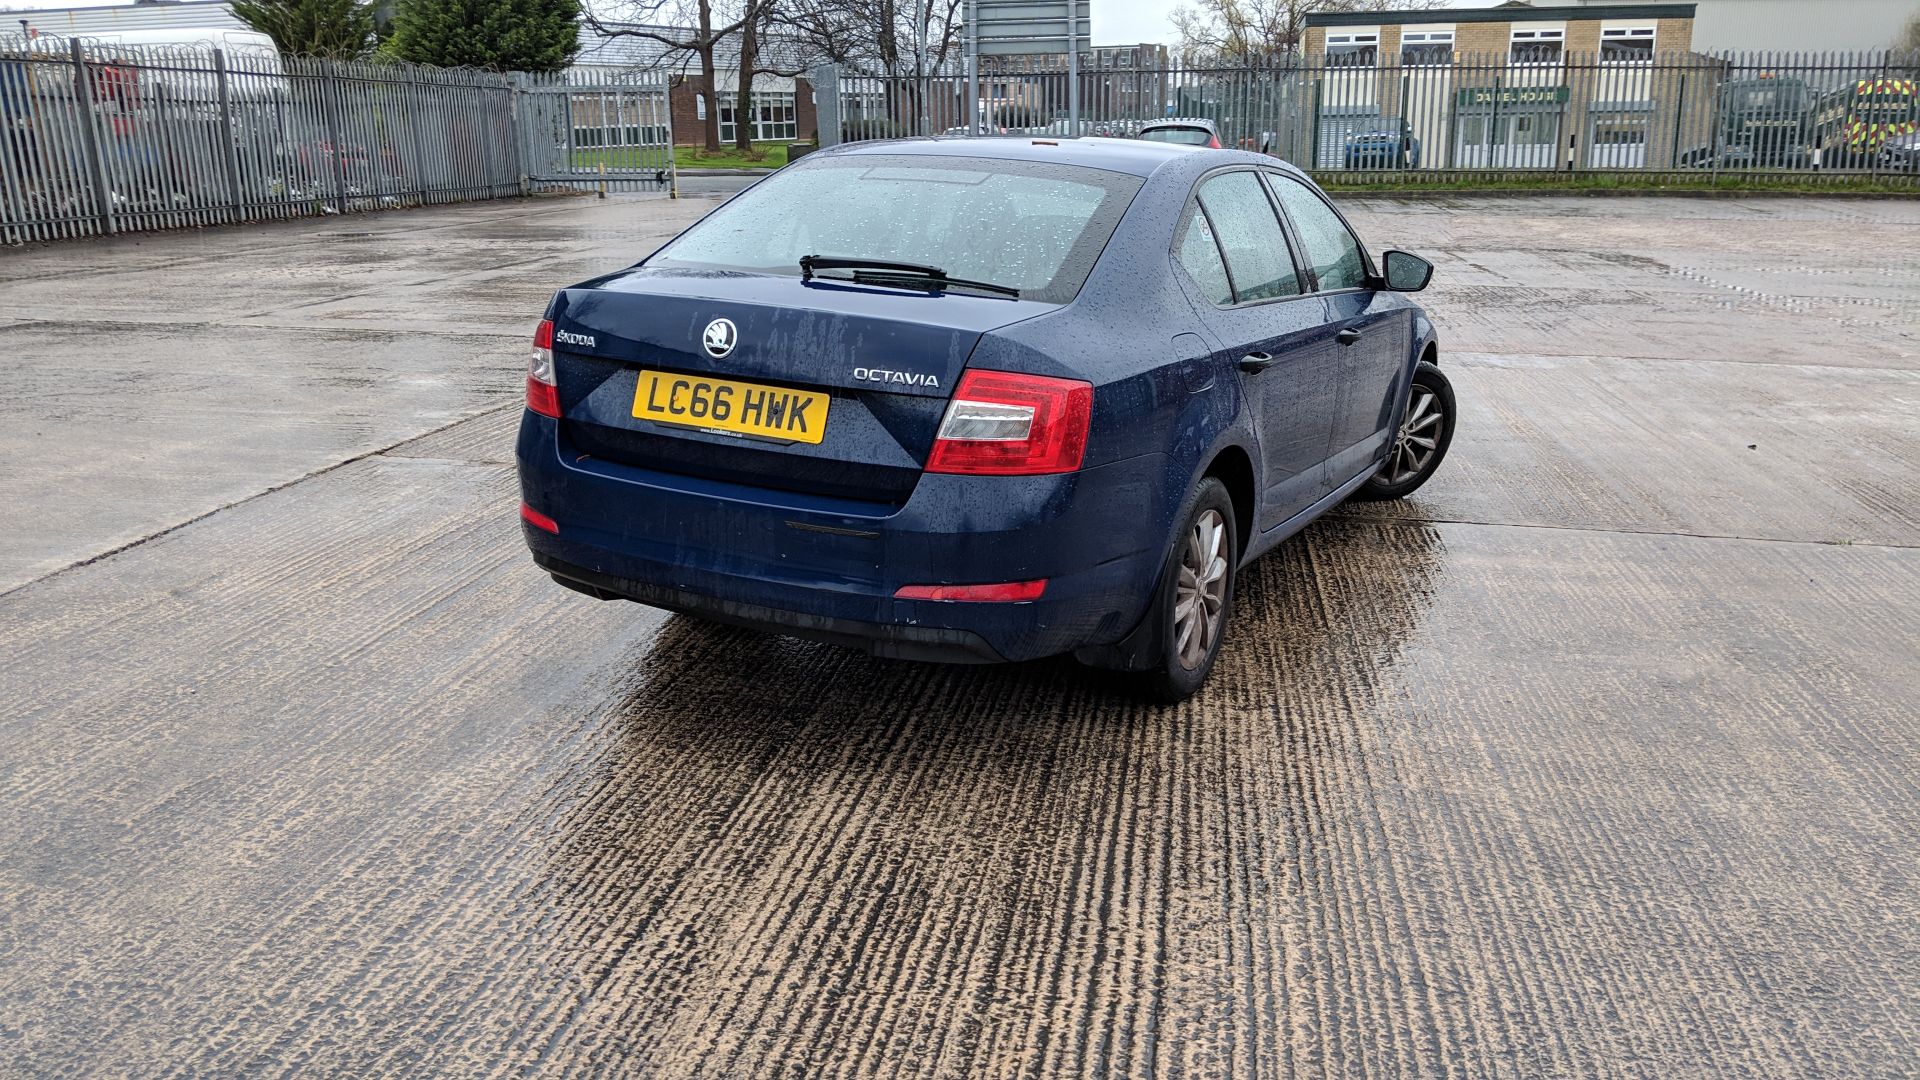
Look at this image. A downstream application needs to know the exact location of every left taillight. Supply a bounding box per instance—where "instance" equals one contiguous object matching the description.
[527,318,560,418]
[925,370,1093,476]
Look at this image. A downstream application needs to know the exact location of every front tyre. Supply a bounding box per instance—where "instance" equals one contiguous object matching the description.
[1354,360,1455,502]
[1139,477,1238,703]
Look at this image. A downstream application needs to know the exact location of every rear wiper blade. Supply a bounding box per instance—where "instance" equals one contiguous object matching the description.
[799,254,1020,298]
[848,271,1021,299]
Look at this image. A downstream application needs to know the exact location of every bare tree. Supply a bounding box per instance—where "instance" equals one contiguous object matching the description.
[775,0,960,78]
[584,0,756,152]
[729,0,811,153]
[1171,0,1443,65]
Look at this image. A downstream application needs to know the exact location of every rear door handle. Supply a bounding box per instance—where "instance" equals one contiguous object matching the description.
[1336,327,1363,346]
[1239,352,1277,374]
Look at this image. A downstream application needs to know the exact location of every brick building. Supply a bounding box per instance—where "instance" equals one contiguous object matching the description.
[1302,3,1701,169]
[573,24,822,146]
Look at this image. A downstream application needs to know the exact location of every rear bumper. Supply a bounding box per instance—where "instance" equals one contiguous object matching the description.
[534,550,1008,663]
[516,411,1172,663]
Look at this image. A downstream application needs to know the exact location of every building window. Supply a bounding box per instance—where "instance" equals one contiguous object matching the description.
[1510,28,1565,64]
[1601,27,1655,62]
[719,92,797,143]
[1326,33,1379,67]
[1401,30,1454,66]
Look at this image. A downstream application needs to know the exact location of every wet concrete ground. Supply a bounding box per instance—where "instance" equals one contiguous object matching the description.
[2,192,1917,1078]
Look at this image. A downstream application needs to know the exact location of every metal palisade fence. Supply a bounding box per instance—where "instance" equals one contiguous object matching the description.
[1,35,675,245]
[825,50,1920,183]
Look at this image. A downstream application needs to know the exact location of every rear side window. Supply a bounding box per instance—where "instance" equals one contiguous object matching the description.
[1195,171,1301,303]
[649,154,1143,304]
[1142,126,1213,145]
[1270,176,1370,292]
[1174,205,1235,306]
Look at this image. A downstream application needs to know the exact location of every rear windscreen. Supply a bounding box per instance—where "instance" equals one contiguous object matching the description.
[1141,127,1213,145]
[648,154,1143,304]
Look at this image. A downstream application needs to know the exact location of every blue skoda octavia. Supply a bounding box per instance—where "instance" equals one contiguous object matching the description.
[517,137,1453,699]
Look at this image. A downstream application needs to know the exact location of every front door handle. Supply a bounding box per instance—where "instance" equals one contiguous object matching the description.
[1239,351,1277,374]
[1336,327,1363,346]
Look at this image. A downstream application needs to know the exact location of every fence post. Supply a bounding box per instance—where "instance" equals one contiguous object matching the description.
[664,77,679,198]
[212,49,245,221]
[319,64,348,213]
[1067,47,1078,135]
[67,37,115,236]
[402,66,430,204]
[812,64,842,146]
[1670,73,1686,170]
[506,71,530,197]
[966,0,979,134]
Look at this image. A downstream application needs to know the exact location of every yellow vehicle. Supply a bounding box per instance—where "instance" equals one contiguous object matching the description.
[1814,77,1919,168]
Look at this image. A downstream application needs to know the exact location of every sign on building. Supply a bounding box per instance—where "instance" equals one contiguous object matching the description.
[1456,86,1573,109]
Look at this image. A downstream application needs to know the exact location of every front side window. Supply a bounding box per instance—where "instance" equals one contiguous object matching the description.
[649,155,1142,304]
[1270,176,1369,292]
[1174,204,1235,306]
[1194,171,1301,303]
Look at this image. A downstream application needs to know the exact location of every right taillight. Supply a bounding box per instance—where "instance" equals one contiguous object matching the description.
[527,319,560,418]
[925,370,1093,476]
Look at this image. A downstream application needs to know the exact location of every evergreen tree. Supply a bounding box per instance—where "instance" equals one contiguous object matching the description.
[230,0,378,58]
[384,0,582,72]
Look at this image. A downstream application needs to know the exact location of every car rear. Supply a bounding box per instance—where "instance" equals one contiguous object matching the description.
[515,148,1164,662]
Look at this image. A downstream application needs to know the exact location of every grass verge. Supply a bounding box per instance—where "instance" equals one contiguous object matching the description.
[571,143,792,171]
[1313,171,1919,196]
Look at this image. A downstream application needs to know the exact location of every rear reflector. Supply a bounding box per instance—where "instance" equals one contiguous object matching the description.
[527,319,560,418]
[520,503,559,534]
[526,377,561,418]
[926,370,1092,475]
[895,579,1047,602]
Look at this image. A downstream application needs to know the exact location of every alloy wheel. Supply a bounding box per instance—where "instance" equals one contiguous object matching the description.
[1174,509,1230,670]
[1383,387,1444,486]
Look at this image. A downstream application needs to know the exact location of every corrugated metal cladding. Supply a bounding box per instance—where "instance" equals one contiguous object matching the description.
[12,1,248,35]
[1570,0,1917,52]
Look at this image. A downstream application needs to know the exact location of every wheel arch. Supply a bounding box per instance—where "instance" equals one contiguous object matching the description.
[1202,443,1256,564]
[1413,311,1439,366]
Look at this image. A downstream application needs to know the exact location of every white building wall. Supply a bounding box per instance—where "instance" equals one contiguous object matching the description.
[10,1,247,37]
[1575,0,1916,53]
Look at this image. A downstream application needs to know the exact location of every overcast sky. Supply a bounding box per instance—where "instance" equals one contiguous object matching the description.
[5,0,1511,43]
[1098,0,1505,46]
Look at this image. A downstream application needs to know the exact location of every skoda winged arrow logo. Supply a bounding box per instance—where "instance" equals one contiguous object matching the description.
[702,317,738,358]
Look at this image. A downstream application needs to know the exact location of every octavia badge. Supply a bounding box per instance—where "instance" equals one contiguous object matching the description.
[703,318,738,358]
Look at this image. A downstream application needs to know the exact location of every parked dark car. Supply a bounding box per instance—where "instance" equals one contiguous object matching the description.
[1879,132,1920,173]
[516,138,1451,699]
[1344,122,1422,170]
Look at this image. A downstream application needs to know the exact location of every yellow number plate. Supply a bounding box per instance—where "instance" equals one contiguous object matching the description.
[631,370,830,445]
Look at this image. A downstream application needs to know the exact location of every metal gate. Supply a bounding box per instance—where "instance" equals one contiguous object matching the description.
[516,71,674,192]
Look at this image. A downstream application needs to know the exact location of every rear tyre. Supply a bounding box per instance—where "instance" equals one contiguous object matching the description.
[1138,478,1238,703]
[1354,360,1454,502]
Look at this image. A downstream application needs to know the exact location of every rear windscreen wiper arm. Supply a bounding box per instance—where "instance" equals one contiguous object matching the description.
[799,254,1020,298]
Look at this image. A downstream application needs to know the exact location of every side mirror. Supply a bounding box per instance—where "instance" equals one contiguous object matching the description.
[1381,250,1433,292]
